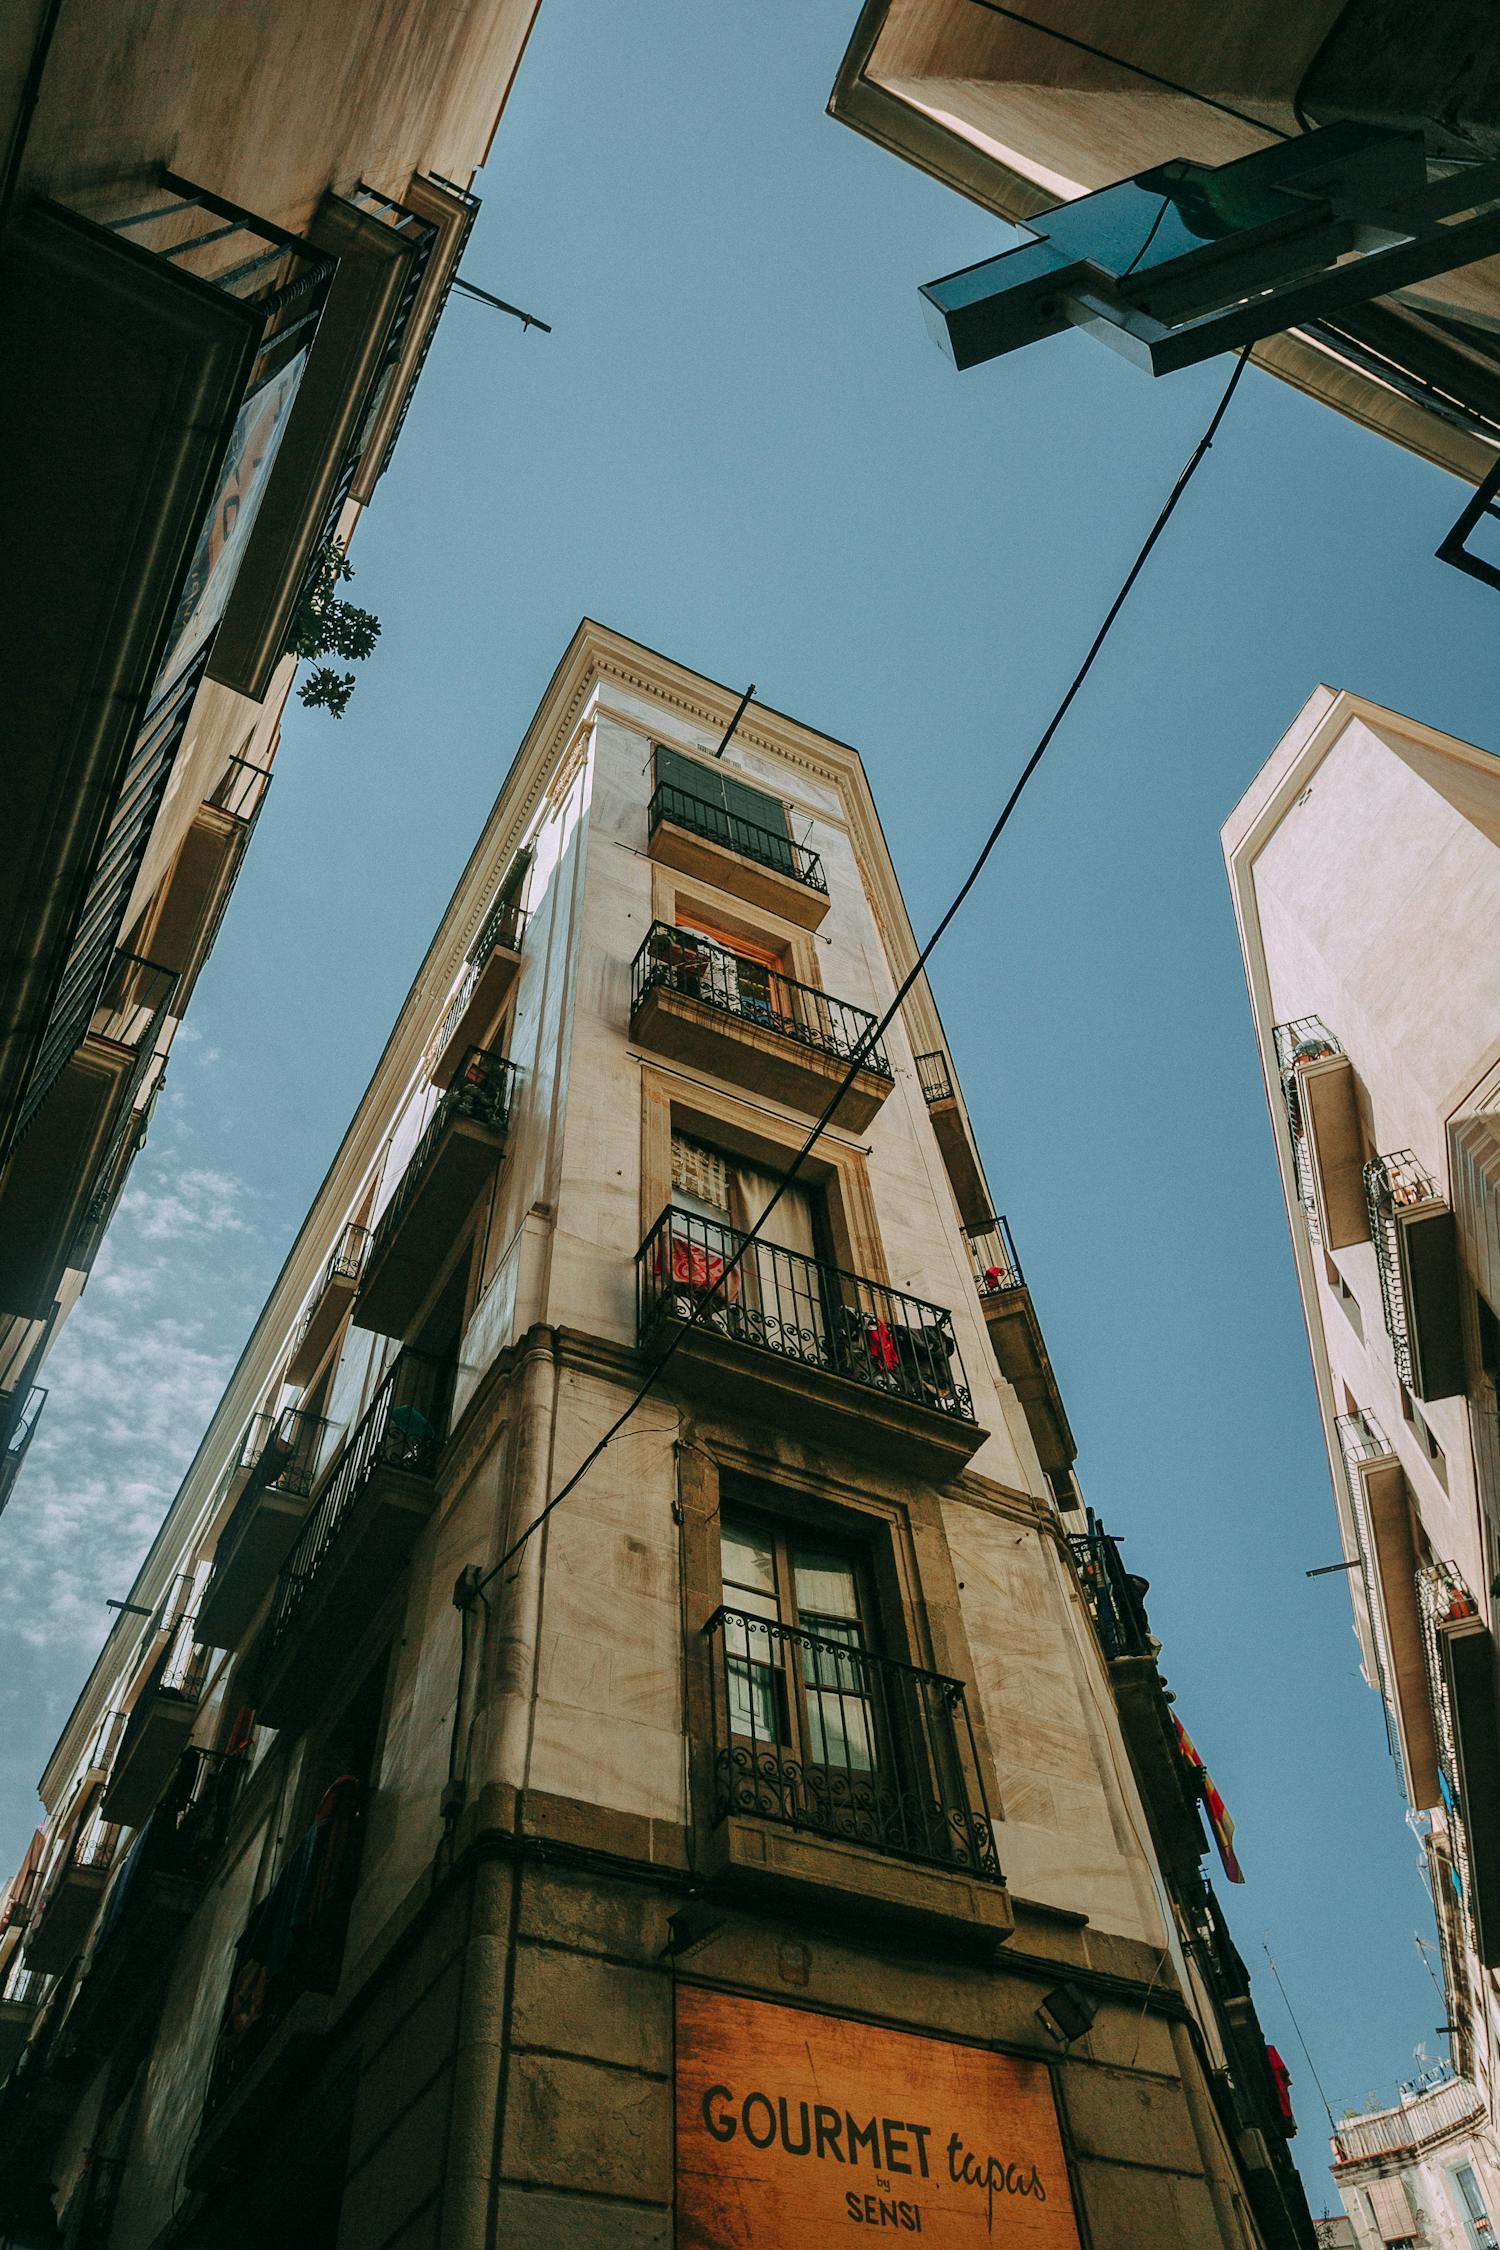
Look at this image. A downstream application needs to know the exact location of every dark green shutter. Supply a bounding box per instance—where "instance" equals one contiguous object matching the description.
[653,746,793,872]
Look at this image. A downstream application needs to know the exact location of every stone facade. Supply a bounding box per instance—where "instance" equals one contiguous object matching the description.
[0,626,1311,2246]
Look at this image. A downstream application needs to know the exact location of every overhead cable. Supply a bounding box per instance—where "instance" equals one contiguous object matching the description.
[473,345,1251,1601]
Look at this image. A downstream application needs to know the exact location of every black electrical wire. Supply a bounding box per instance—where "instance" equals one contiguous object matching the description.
[473,345,1251,1602]
[962,0,1292,144]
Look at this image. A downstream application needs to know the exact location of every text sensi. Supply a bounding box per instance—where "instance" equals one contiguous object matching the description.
[701,2083,1048,2232]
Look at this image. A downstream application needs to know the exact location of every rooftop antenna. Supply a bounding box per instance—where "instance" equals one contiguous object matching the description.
[713,684,755,759]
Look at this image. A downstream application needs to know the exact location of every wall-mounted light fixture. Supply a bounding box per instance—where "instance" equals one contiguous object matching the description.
[1035,1981,1098,2047]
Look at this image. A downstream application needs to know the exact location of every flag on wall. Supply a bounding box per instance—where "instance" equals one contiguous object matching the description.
[1172,1714,1246,1883]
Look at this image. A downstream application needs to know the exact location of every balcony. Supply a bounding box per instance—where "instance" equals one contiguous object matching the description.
[1272,1019,1367,1249]
[966,1218,1076,1476]
[1069,1524,1156,1663]
[0,954,176,1316]
[188,1780,363,2184]
[915,1052,990,1228]
[207,180,444,699]
[1,170,332,1158]
[67,1747,246,2057]
[101,1599,210,1828]
[253,1353,454,1733]
[128,756,272,1010]
[24,1805,122,1976]
[1365,1151,1465,1400]
[637,1207,981,1473]
[646,782,829,930]
[429,897,527,1090]
[1068,1521,1207,1890]
[0,1958,48,2079]
[1337,1412,1440,1808]
[703,1606,1009,1947]
[1419,1561,1500,1969]
[353,1049,518,1340]
[196,1408,335,1652]
[630,923,893,1128]
[0,1386,46,1519]
[287,1223,371,1387]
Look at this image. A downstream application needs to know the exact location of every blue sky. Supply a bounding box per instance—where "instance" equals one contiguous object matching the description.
[4,0,1497,2205]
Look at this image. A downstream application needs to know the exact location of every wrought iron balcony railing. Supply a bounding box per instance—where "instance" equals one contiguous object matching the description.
[366,174,482,488]
[33,1802,120,1923]
[432,898,528,1063]
[1365,1149,1440,1386]
[266,1351,455,1653]
[705,1606,1000,1880]
[0,1957,48,2011]
[1334,1411,1403,1769]
[1419,1560,1482,1942]
[0,1385,46,1516]
[203,1777,363,2118]
[648,782,826,894]
[365,1047,518,1281]
[245,1406,337,1506]
[638,1208,974,1422]
[1068,1521,1156,1661]
[1272,1017,1344,1240]
[914,1051,955,1105]
[966,1216,1023,1297]
[92,1747,248,1965]
[631,922,890,1073]
[292,1222,371,1351]
[206,754,273,828]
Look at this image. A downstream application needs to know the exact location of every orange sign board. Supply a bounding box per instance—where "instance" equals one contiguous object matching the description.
[676,1988,1082,2247]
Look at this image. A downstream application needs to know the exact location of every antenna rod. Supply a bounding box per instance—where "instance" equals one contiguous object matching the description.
[1263,1938,1339,2135]
[1306,1559,1362,1578]
[713,683,756,759]
[452,276,552,334]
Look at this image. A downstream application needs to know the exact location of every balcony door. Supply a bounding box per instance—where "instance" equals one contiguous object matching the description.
[720,1512,887,1847]
[668,1132,830,1363]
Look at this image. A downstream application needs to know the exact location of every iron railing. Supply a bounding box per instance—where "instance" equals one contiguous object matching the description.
[246,1406,337,1504]
[1419,1560,1481,1949]
[71,963,178,1263]
[30,1801,121,1948]
[966,1216,1023,1296]
[648,781,826,894]
[1334,1411,1402,1772]
[267,1351,455,1651]
[1272,1017,1343,1241]
[294,1222,371,1349]
[87,1709,128,1776]
[705,1606,1000,1880]
[631,922,889,1073]
[433,898,528,1060]
[0,1386,46,1517]
[366,1047,517,1280]
[368,175,482,487]
[0,1957,48,2011]
[637,1207,974,1422]
[1365,1150,1441,1387]
[92,1747,248,1966]
[1068,1519,1156,1660]
[203,1778,363,2117]
[207,754,273,828]
[914,1051,955,1105]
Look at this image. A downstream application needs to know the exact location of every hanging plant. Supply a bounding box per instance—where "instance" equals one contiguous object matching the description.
[288,540,381,719]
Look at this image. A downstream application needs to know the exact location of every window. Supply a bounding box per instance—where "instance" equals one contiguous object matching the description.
[1366,2176,1419,2245]
[1400,1384,1448,1488]
[720,1510,882,1817]
[1323,1251,1363,1340]
[654,744,795,872]
[672,910,790,1031]
[1452,2161,1495,2245]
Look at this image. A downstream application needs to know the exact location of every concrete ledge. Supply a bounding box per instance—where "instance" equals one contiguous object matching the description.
[706,1814,1014,1956]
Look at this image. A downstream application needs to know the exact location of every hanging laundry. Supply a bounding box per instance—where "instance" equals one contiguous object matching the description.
[1173,1713,1245,1883]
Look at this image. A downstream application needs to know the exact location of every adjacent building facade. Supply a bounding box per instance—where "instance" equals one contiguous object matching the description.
[1223,689,1500,2154]
[1329,2071,1499,2250]
[0,625,1313,2246]
[828,2,1500,488]
[0,0,542,1513]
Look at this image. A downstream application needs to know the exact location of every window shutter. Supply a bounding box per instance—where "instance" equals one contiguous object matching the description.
[654,746,792,866]
[1367,2177,1417,2241]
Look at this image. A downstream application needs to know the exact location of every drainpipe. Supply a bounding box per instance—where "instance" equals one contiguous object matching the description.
[478,1321,558,1812]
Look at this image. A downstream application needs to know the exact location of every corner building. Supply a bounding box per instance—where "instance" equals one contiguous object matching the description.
[1224,690,1500,2182]
[0,627,1312,2248]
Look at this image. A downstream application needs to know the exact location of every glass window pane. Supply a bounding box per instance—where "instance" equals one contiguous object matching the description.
[721,1517,776,1599]
[793,1549,862,1622]
[806,1687,874,1772]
